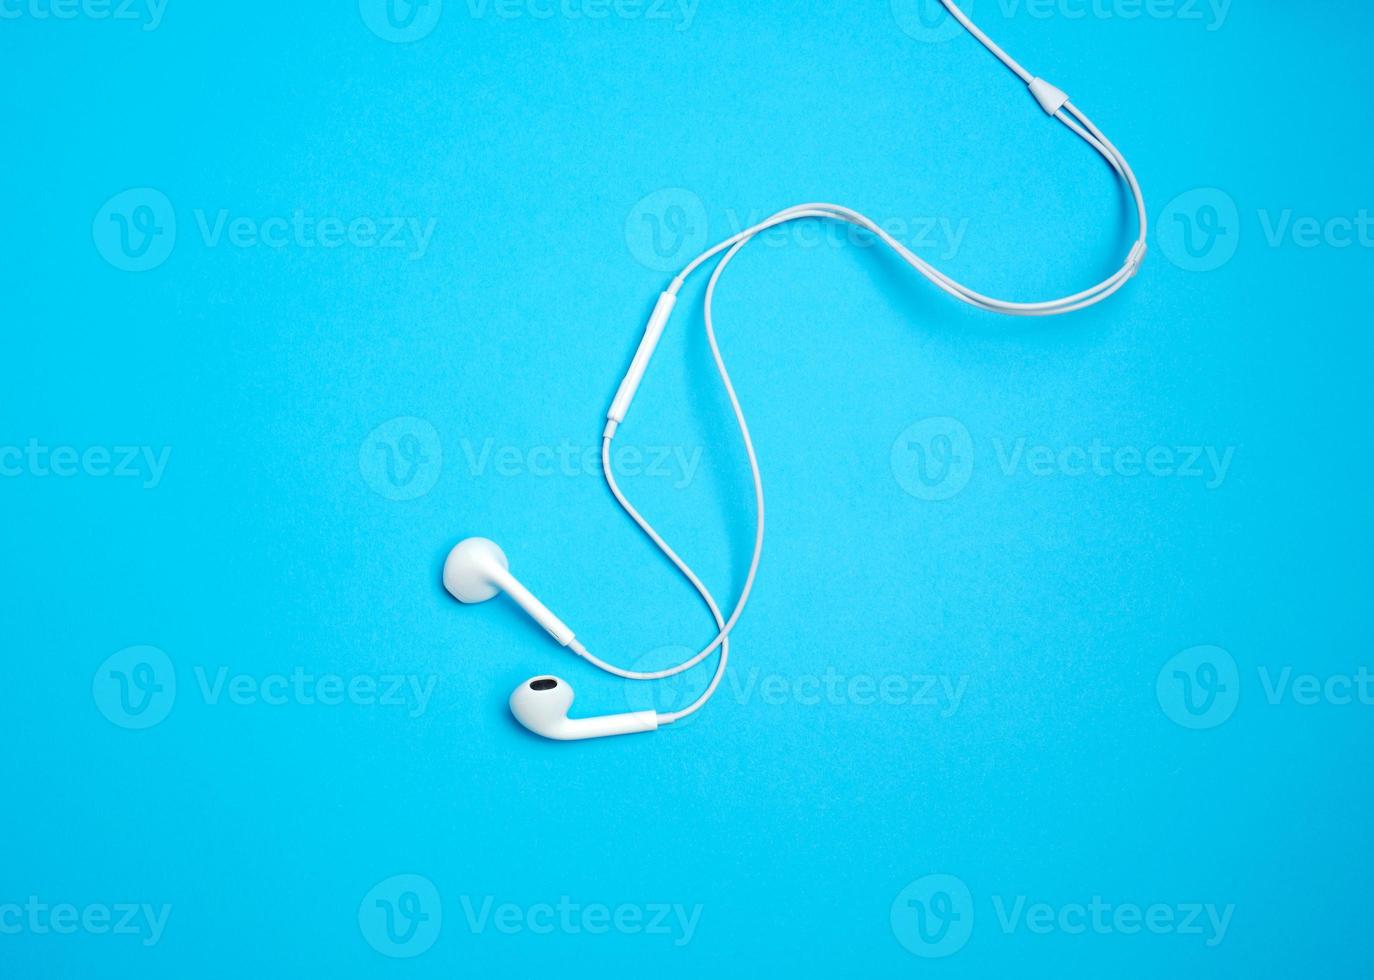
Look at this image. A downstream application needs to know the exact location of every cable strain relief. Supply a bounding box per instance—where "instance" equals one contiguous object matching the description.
[1126,241,1148,277]
[1028,77,1070,116]
[603,419,619,440]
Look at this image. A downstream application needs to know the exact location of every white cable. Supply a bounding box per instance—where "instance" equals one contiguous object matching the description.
[577,1,1147,724]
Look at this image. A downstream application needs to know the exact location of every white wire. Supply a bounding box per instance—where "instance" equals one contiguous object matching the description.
[576,0,1147,724]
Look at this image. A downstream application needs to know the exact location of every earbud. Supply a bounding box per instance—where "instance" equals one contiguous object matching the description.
[509,676,659,741]
[443,538,576,647]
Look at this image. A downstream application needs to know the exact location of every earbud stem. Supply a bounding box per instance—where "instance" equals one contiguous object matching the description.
[488,566,576,647]
[550,710,660,741]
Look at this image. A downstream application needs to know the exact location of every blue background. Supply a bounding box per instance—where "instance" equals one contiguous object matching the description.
[3,0,1371,975]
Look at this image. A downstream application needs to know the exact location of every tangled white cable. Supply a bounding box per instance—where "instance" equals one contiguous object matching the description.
[445,0,1148,740]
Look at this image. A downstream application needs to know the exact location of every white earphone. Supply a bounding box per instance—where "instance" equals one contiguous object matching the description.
[445,1,1149,741]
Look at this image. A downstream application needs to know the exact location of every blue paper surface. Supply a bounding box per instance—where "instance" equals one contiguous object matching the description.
[3,1,1371,975]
